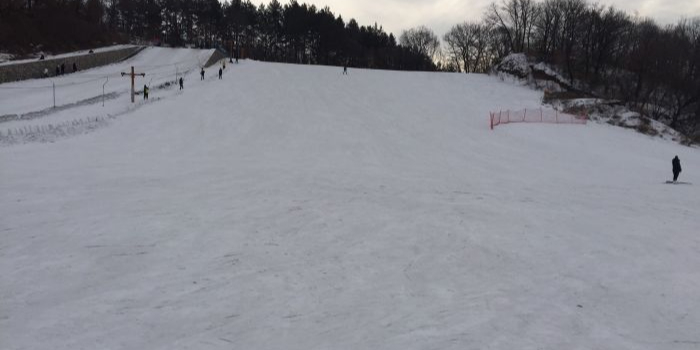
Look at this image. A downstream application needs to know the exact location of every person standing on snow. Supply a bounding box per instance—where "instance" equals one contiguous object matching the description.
[179,77,184,90]
[218,67,223,79]
[200,68,205,80]
[143,84,149,100]
[672,156,682,182]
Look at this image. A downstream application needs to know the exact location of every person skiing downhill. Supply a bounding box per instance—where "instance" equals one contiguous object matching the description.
[672,156,682,182]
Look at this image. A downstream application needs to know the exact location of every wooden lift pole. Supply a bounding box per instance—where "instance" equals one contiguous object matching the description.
[121,66,146,103]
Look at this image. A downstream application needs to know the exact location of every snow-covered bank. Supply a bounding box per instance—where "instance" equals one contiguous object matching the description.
[0,45,138,67]
[1,60,699,350]
[0,47,214,117]
[495,53,695,144]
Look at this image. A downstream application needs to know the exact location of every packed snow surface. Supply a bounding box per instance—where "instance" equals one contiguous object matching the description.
[1,56,700,350]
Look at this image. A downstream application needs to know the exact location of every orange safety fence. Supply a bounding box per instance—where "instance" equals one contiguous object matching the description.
[490,108,587,130]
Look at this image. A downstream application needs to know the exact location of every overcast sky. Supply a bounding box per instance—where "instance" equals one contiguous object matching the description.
[244,0,700,38]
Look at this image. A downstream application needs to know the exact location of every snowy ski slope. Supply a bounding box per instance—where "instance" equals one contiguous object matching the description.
[1,57,699,350]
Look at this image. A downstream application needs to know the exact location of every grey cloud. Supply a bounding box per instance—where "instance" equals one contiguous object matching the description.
[250,0,698,36]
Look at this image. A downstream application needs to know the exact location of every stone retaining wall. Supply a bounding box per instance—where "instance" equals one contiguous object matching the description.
[0,46,144,84]
[204,48,228,68]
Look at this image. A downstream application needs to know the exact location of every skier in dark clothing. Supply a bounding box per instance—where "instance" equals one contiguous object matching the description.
[60,63,65,75]
[72,62,77,72]
[672,156,682,182]
[200,68,205,80]
[143,85,149,100]
[55,65,60,76]
[179,77,184,90]
[218,68,223,79]
[343,65,348,75]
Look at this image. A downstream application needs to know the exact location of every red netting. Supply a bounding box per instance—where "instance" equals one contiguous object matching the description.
[490,108,587,130]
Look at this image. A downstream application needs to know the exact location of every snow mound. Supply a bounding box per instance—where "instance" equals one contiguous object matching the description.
[496,53,531,78]
[0,52,14,64]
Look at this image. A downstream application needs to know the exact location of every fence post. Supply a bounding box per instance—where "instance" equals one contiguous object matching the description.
[50,79,55,108]
[102,76,109,107]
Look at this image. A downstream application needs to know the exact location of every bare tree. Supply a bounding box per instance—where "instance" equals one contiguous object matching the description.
[556,0,587,81]
[485,0,539,53]
[587,7,630,83]
[533,0,562,58]
[443,23,473,72]
[653,19,700,130]
[399,25,440,59]
[443,22,494,73]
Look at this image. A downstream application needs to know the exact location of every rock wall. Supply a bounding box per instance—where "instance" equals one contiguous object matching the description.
[204,48,228,68]
[0,46,144,84]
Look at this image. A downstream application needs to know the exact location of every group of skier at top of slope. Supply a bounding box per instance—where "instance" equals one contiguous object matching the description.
[163,57,351,99]
[199,64,224,81]
[145,58,237,99]
[172,57,351,95]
